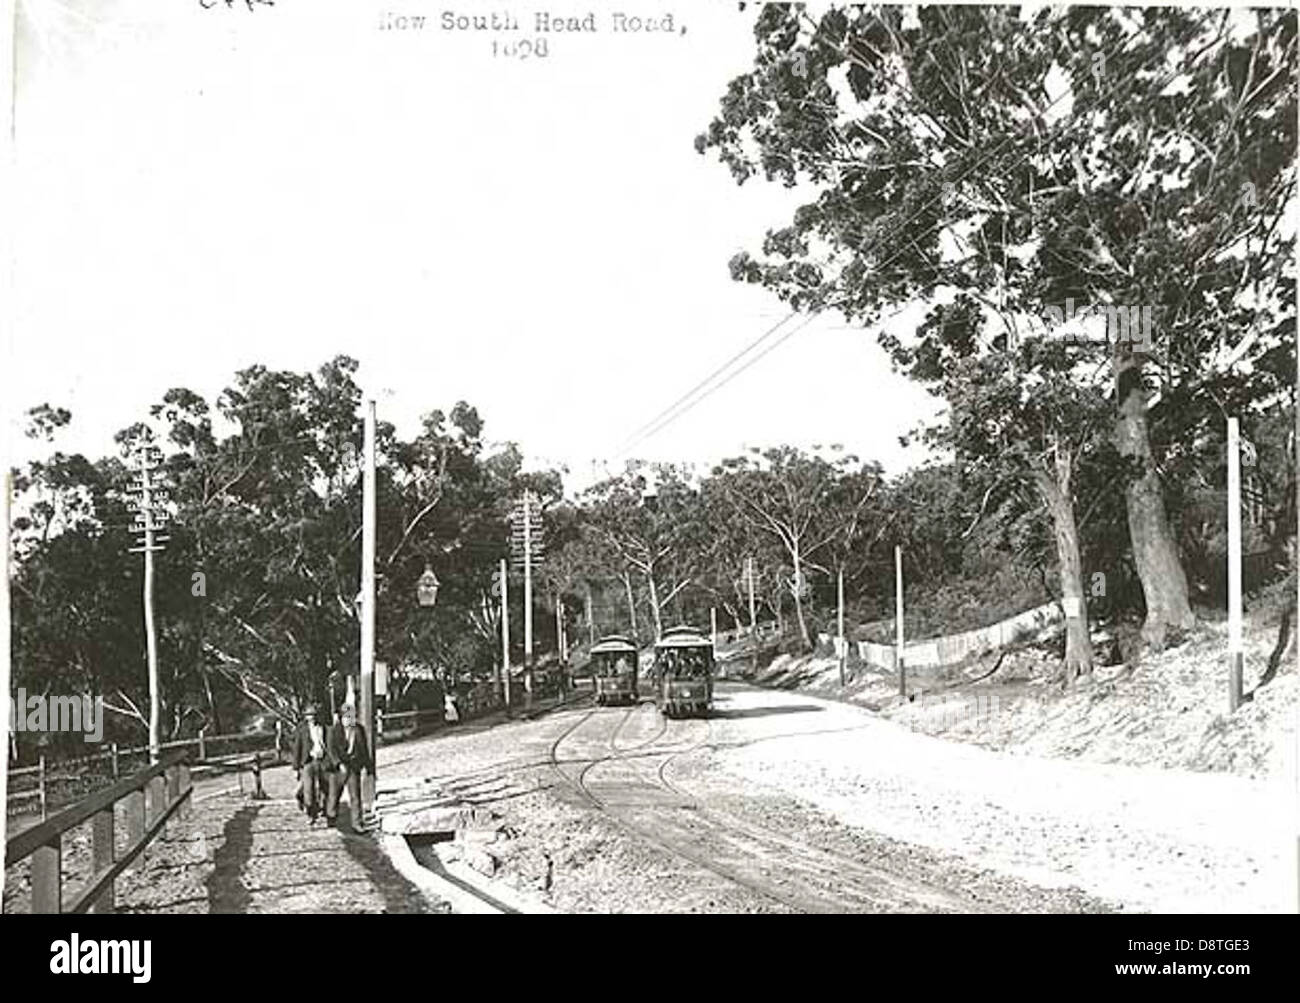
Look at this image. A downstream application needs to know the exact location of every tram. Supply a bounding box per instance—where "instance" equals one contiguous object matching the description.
[653,626,715,718]
[589,634,640,706]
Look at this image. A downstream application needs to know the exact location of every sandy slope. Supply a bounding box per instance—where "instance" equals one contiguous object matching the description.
[706,683,1294,913]
[734,617,1297,781]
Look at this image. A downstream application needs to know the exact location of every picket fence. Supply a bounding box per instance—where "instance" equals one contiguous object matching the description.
[819,600,1063,671]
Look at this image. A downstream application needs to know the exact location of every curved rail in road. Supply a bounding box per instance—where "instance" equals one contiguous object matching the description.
[546,692,984,913]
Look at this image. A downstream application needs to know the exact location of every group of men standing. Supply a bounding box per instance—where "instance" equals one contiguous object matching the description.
[291,703,372,834]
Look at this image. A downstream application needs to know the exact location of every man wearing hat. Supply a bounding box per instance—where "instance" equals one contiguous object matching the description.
[291,703,329,825]
[326,704,372,833]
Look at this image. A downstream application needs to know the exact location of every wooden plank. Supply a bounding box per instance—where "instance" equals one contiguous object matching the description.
[5,752,186,866]
[68,788,191,915]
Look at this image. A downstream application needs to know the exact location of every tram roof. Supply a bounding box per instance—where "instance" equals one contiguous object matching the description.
[655,627,712,648]
[590,635,638,654]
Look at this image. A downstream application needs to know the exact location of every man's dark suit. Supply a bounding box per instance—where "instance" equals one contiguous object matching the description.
[325,721,372,830]
[291,720,330,819]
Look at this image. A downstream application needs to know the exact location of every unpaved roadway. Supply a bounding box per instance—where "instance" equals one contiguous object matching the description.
[375,681,1189,913]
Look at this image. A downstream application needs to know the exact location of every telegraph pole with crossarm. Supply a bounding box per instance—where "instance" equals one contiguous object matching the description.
[510,491,545,708]
[127,441,169,763]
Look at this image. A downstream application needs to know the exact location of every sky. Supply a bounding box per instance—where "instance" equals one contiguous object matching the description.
[6,0,947,496]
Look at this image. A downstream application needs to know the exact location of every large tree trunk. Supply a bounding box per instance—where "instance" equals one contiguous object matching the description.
[645,572,663,641]
[1114,352,1195,647]
[202,665,221,736]
[791,550,813,650]
[623,572,638,644]
[1034,449,1093,681]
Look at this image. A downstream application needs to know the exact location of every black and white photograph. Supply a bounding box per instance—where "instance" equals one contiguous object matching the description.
[1,0,1297,975]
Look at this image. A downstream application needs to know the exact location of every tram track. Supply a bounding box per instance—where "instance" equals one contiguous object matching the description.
[549,699,984,913]
[384,689,989,912]
[653,716,991,913]
[549,708,798,912]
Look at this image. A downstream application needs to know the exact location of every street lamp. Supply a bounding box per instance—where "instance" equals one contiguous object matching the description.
[417,565,440,608]
[327,669,343,720]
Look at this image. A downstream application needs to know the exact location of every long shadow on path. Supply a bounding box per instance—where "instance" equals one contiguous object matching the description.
[205,804,260,914]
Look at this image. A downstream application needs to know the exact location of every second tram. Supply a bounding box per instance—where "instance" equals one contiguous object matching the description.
[590,634,639,706]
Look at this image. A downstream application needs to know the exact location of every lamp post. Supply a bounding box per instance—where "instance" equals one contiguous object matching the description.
[417,565,441,609]
[327,670,342,721]
[417,563,442,718]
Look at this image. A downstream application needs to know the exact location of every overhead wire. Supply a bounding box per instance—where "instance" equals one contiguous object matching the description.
[606,10,1226,459]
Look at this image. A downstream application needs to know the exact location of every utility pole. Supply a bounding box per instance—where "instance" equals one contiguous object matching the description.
[1227,416,1244,713]
[128,441,168,762]
[895,545,905,698]
[586,585,595,645]
[510,491,543,709]
[710,607,718,653]
[359,400,377,812]
[838,565,846,688]
[555,593,565,662]
[499,558,511,709]
[1,471,11,891]
[1295,282,1300,913]
[523,491,534,708]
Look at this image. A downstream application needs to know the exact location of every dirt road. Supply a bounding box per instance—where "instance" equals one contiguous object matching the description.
[376,683,1119,912]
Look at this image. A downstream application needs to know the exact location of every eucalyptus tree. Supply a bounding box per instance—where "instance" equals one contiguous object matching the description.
[706,446,882,651]
[581,462,706,642]
[698,5,1296,648]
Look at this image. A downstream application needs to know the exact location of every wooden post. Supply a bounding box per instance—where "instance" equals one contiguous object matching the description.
[111,742,120,779]
[124,788,145,850]
[360,399,377,814]
[178,764,191,821]
[91,807,115,913]
[39,753,47,821]
[586,585,595,645]
[1227,416,1243,713]
[148,776,166,832]
[500,558,511,710]
[165,765,180,830]
[31,838,61,914]
[895,546,906,698]
[197,727,206,761]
